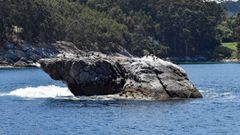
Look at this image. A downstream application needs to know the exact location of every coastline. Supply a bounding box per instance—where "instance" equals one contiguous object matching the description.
[1,58,239,69]
[175,60,240,64]
[220,58,240,63]
[0,63,40,68]
[167,57,240,64]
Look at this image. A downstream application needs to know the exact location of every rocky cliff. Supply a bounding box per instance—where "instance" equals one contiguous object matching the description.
[39,53,202,100]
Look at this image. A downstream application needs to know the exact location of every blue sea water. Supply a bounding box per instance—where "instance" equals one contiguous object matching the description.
[0,64,240,135]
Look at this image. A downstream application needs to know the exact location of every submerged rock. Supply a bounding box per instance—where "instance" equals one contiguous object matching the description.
[39,54,202,100]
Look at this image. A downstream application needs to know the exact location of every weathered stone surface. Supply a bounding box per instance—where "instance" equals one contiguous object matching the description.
[40,57,126,96]
[0,41,57,66]
[39,54,202,100]
[0,41,82,67]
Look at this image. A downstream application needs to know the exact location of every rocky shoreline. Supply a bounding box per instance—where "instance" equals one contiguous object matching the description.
[166,56,240,63]
[0,41,238,68]
[0,41,84,67]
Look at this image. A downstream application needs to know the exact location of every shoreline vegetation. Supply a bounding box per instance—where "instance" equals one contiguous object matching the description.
[0,0,240,67]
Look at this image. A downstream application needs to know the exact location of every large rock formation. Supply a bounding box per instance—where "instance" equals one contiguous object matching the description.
[39,53,202,100]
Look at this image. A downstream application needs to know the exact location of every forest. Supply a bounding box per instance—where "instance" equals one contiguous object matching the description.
[0,0,240,58]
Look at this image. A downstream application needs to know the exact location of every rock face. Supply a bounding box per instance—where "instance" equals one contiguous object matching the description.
[0,41,58,66]
[39,54,202,100]
[0,41,83,67]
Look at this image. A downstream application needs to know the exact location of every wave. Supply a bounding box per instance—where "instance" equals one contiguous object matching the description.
[0,85,73,99]
[1,85,238,101]
[0,85,131,100]
[199,89,239,101]
[0,85,153,101]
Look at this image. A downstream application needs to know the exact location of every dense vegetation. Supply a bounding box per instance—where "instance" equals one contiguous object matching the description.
[0,0,128,53]
[0,0,239,58]
[217,12,240,58]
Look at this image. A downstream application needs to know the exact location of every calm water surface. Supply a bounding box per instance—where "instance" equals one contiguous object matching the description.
[0,64,240,135]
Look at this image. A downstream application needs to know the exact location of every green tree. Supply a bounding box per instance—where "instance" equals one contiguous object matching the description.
[0,0,226,58]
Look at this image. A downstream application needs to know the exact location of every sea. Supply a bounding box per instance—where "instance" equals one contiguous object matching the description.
[0,63,240,135]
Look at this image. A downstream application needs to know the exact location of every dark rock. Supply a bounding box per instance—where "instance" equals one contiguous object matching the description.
[3,42,15,49]
[14,49,26,58]
[0,41,64,67]
[39,55,202,100]
[20,43,31,51]
[40,57,126,96]
[4,51,19,61]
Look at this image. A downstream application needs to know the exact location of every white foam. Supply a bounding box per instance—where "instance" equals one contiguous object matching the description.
[57,52,77,59]
[55,94,130,101]
[200,89,239,101]
[31,62,41,67]
[220,92,238,100]
[0,85,73,99]
[0,93,6,96]
[0,85,130,100]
